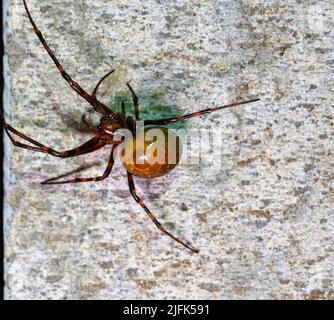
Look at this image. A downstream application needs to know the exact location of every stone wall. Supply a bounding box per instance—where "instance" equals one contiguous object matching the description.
[4,0,334,299]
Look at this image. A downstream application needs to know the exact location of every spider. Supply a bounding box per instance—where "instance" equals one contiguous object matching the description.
[1,0,260,253]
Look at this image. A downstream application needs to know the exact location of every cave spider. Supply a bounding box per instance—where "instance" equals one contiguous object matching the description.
[1,0,260,253]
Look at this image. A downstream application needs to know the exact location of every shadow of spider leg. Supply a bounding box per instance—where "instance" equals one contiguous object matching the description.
[41,145,116,185]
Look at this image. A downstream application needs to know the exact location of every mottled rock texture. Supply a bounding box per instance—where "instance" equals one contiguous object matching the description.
[3,0,334,299]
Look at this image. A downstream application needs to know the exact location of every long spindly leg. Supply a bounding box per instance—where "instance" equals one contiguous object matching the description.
[144,98,260,125]
[2,116,106,158]
[127,172,199,253]
[79,69,116,131]
[92,70,115,99]
[22,0,113,117]
[126,83,140,120]
[41,145,115,184]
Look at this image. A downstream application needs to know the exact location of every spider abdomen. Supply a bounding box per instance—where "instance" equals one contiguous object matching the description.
[120,127,181,179]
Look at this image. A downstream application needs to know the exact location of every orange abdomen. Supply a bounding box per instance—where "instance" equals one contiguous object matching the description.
[120,127,182,179]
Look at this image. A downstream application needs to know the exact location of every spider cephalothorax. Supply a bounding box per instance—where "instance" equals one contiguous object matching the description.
[1,0,260,253]
[96,115,123,141]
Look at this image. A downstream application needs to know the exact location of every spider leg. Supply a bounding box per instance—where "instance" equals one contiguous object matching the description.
[121,101,126,115]
[92,69,115,99]
[74,68,116,129]
[22,0,113,117]
[127,172,199,253]
[144,98,260,125]
[126,83,140,120]
[2,116,106,157]
[41,145,115,184]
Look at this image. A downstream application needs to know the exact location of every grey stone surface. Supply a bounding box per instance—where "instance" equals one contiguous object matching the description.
[3,0,334,299]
